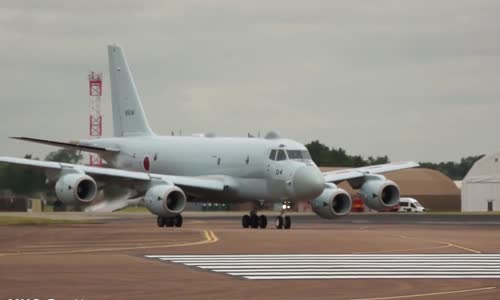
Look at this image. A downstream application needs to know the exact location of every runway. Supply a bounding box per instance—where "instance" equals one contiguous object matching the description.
[2,213,500,300]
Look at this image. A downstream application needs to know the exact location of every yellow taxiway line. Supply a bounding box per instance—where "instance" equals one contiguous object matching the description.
[0,229,218,256]
[352,286,496,300]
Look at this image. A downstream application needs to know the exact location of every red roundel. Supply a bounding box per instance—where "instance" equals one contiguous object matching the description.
[143,156,150,172]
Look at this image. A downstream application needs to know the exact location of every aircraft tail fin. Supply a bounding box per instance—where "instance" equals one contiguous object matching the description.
[107,44,154,137]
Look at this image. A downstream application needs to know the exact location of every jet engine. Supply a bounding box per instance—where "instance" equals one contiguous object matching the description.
[55,173,97,205]
[144,184,187,217]
[359,175,400,211]
[311,183,352,219]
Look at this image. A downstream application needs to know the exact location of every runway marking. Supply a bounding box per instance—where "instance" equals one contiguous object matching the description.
[0,230,218,256]
[351,286,497,300]
[145,254,500,280]
[362,232,482,254]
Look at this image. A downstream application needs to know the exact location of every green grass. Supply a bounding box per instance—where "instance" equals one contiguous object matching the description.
[117,206,149,213]
[0,216,97,225]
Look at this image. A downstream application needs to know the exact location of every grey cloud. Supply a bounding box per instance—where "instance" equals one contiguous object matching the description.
[1,0,500,162]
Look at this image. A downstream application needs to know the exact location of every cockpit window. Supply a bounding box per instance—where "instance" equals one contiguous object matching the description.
[269,150,277,160]
[276,149,287,161]
[286,150,313,161]
[286,150,303,160]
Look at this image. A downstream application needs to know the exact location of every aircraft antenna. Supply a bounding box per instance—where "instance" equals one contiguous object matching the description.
[88,71,103,166]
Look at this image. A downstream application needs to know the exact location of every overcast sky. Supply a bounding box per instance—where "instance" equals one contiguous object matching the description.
[1,1,499,162]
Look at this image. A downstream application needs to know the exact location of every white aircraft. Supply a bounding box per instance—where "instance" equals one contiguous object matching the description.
[0,45,419,229]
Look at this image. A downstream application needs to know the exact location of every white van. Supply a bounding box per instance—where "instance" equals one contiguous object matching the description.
[398,198,426,212]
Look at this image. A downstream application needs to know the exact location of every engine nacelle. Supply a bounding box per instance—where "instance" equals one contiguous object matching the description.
[144,184,187,217]
[359,175,400,211]
[55,173,97,205]
[311,183,352,219]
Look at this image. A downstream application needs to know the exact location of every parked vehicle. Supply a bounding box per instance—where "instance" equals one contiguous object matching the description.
[398,198,426,212]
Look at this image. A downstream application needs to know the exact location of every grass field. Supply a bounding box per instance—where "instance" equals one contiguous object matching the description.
[0,216,97,225]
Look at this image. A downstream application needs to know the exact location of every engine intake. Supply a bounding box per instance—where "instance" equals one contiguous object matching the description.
[359,175,400,211]
[144,184,186,217]
[311,183,352,219]
[55,173,97,205]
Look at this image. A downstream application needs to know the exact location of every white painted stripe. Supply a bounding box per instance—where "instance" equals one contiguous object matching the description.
[211,268,500,272]
[183,262,500,266]
[229,271,500,276]
[171,259,500,264]
[147,254,500,280]
[243,275,500,280]
[148,254,500,258]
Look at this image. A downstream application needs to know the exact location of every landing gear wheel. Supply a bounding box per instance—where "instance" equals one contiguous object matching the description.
[165,217,175,227]
[53,201,66,212]
[284,216,291,229]
[242,214,250,228]
[258,215,268,229]
[174,215,183,227]
[157,216,165,227]
[275,216,284,229]
[250,214,259,228]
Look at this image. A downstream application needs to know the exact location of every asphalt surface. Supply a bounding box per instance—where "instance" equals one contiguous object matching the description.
[2,213,500,300]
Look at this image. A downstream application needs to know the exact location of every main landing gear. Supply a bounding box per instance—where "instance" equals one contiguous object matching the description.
[242,212,267,229]
[157,215,183,228]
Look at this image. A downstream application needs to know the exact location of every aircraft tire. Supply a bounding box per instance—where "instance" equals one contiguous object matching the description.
[250,214,259,228]
[165,217,175,227]
[174,215,183,227]
[242,215,250,228]
[275,216,284,229]
[284,216,291,229]
[157,216,165,227]
[258,215,267,229]
[53,201,67,212]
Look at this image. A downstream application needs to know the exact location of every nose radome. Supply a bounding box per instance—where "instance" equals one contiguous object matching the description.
[293,166,325,199]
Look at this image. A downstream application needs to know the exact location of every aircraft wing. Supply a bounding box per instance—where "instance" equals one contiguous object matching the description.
[0,156,225,193]
[323,161,419,183]
[10,137,120,154]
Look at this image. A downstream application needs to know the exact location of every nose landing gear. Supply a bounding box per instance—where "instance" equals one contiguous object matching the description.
[275,201,292,229]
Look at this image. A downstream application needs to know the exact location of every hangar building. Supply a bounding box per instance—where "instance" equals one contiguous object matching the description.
[319,167,461,212]
[462,152,500,212]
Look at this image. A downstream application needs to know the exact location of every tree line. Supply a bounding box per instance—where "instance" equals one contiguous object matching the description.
[305,140,483,180]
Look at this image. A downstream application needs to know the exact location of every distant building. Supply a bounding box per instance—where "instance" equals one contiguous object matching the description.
[462,153,500,212]
[321,167,461,212]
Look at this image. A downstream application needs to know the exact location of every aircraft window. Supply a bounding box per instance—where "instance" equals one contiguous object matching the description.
[287,150,303,160]
[269,150,277,160]
[301,150,312,160]
[276,150,287,161]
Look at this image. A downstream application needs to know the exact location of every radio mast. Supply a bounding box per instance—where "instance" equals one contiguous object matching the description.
[88,71,103,166]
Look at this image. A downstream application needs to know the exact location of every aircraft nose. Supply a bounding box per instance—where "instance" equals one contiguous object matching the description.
[293,166,325,199]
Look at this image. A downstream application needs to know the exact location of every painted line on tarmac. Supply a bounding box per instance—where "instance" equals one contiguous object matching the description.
[0,229,218,256]
[379,233,482,254]
[147,254,500,280]
[351,286,497,300]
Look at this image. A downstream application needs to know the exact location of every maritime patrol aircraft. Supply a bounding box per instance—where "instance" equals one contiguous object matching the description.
[0,45,418,229]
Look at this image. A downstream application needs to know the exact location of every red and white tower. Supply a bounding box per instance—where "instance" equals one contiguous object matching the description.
[88,71,103,166]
